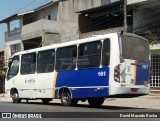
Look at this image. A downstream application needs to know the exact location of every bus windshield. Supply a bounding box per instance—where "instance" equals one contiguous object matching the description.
[7,56,19,80]
[122,35,150,60]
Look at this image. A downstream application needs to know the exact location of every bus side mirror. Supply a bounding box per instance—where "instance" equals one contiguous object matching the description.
[8,58,12,67]
[3,66,8,72]
[8,61,11,67]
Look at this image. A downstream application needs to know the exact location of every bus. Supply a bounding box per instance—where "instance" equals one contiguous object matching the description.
[5,33,150,107]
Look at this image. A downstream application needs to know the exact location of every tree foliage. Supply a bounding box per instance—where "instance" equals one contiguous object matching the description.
[145,30,160,44]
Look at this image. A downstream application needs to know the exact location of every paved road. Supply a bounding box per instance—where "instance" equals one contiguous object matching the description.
[0,100,159,121]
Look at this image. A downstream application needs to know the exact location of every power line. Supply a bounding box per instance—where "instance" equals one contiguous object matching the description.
[0,0,51,30]
[1,0,160,44]
[78,11,160,34]
[0,1,158,32]
[56,5,160,41]
[0,0,39,29]
[15,0,39,13]
[0,1,122,31]
[52,13,160,39]
[61,7,160,38]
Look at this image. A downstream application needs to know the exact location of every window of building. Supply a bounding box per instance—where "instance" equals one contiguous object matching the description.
[37,49,55,73]
[0,55,4,60]
[10,43,21,55]
[102,39,110,66]
[78,41,102,69]
[7,56,19,80]
[48,15,51,20]
[56,45,77,71]
[44,15,51,20]
[21,53,36,75]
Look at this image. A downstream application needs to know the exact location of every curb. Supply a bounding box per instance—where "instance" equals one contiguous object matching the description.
[0,95,160,109]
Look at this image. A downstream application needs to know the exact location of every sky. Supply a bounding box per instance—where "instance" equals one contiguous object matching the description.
[0,0,52,51]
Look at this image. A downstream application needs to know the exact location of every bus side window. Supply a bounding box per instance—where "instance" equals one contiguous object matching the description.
[7,56,19,80]
[78,41,102,69]
[102,39,110,66]
[56,45,77,71]
[21,53,36,75]
[37,49,55,73]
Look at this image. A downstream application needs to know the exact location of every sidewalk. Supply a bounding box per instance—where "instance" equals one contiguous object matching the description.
[104,94,160,109]
[0,93,160,109]
[0,93,5,98]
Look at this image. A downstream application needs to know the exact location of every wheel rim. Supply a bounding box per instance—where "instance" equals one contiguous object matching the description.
[62,93,70,104]
[12,93,18,100]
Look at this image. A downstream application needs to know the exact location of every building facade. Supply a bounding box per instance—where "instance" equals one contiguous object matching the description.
[77,0,160,92]
[1,0,160,92]
[78,1,133,38]
[0,16,22,65]
[0,51,5,93]
[128,0,160,93]
[0,0,107,63]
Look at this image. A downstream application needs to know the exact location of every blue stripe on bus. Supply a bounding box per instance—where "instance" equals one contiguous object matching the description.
[55,67,109,98]
[136,60,150,85]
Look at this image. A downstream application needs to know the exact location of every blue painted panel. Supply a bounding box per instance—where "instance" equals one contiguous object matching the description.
[72,88,108,98]
[54,90,59,99]
[55,67,109,98]
[136,60,150,85]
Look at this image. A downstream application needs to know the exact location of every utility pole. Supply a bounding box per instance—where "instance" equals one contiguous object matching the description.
[123,0,127,33]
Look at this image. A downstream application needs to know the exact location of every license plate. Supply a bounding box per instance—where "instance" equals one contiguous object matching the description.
[131,88,138,92]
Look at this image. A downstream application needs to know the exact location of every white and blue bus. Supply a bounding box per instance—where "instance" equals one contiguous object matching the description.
[5,33,150,106]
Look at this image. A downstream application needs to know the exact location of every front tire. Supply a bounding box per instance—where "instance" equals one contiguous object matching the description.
[60,91,78,106]
[12,92,21,103]
[88,97,104,107]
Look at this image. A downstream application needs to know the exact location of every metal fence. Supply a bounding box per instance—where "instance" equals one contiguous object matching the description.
[150,55,160,87]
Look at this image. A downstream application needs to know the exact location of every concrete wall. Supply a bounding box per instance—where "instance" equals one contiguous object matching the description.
[22,19,61,45]
[80,27,123,39]
[4,39,21,65]
[43,20,60,33]
[58,0,101,22]
[22,0,102,45]
[150,44,160,55]
[43,33,60,46]
[5,28,21,42]
[42,20,61,45]
[127,0,148,5]
[22,20,43,40]
[57,0,101,42]
[36,3,58,21]
[23,3,58,25]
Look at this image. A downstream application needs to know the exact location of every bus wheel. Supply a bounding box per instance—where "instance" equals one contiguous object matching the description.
[12,92,21,103]
[60,91,78,106]
[41,99,52,104]
[88,97,104,107]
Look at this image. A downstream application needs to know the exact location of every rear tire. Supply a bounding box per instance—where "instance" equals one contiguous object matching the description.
[60,91,78,106]
[88,97,104,107]
[12,92,21,103]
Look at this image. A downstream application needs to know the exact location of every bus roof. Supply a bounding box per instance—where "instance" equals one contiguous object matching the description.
[13,32,147,56]
[13,33,117,56]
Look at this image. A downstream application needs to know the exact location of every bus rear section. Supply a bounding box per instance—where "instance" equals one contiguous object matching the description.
[109,34,150,96]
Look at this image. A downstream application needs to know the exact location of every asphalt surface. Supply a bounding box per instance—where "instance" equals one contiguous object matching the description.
[0,100,159,121]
